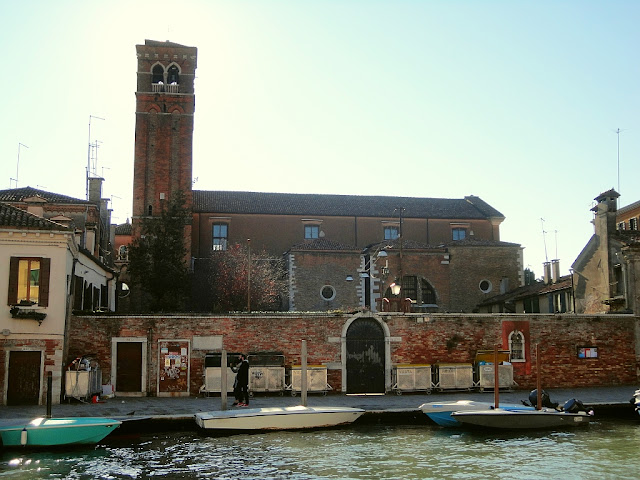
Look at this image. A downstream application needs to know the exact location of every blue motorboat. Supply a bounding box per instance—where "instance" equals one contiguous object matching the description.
[420,400,533,427]
[0,417,121,447]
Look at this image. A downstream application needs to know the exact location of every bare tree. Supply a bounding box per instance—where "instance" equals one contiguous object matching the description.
[206,243,287,313]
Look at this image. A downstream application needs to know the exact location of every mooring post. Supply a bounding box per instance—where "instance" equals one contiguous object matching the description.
[46,371,52,418]
[221,350,228,411]
[301,340,308,407]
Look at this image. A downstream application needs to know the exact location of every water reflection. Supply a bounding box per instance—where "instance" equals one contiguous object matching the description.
[0,420,638,479]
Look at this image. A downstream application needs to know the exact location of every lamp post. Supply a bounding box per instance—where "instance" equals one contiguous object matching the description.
[394,206,405,297]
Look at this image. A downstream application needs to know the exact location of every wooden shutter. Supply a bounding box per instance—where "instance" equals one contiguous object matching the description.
[7,257,19,305]
[39,258,51,307]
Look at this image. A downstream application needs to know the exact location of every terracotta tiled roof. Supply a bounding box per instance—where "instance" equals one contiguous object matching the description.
[618,199,640,216]
[192,191,504,220]
[0,186,92,205]
[0,203,71,230]
[617,231,640,245]
[115,222,132,235]
[144,39,194,49]
[446,237,521,248]
[478,275,572,306]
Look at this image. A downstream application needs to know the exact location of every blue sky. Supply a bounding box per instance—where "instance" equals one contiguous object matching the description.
[1,1,638,277]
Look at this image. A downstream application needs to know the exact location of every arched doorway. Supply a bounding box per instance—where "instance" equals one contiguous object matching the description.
[346,318,385,393]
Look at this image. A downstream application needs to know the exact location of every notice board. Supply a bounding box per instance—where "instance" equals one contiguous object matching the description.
[158,340,190,396]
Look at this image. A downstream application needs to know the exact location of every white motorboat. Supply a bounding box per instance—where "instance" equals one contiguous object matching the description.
[195,405,365,431]
[420,400,533,427]
[631,388,640,416]
[451,400,592,430]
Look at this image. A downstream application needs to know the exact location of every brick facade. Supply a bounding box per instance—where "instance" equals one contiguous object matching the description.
[288,240,522,313]
[68,312,640,397]
[132,40,197,258]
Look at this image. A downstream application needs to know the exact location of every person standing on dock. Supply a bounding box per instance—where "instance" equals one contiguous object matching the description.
[235,354,250,407]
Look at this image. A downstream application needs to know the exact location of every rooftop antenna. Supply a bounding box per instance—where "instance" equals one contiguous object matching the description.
[554,229,559,260]
[615,128,624,197]
[540,218,548,262]
[10,143,28,188]
[87,115,105,199]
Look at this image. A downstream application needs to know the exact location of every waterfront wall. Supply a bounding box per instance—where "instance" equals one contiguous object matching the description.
[67,312,640,396]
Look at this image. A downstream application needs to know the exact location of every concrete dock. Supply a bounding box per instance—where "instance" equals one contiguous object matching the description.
[0,386,636,431]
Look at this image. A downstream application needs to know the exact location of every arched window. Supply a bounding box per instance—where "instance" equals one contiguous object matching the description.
[383,276,438,306]
[421,278,436,304]
[167,65,180,85]
[152,64,165,84]
[509,330,525,362]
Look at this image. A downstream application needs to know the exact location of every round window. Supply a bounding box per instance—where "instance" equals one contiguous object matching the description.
[479,279,492,294]
[320,285,336,301]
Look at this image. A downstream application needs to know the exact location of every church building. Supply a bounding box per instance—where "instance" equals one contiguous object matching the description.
[125,40,524,313]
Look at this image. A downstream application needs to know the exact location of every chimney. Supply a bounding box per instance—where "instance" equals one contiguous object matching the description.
[88,177,104,203]
[543,261,552,285]
[24,196,46,218]
[551,259,560,284]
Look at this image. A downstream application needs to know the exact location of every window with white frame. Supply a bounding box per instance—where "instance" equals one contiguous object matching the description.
[452,227,467,240]
[618,221,626,231]
[630,217,638,230]
[304,225,319,239]
[384,226,399,240]
[509,330,525,362]
[212,224,228,251]
[8,257,50,307]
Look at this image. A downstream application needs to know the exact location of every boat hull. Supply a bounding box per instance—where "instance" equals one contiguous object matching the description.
[451,408,592,430]
[195,405,364,431]
[419,400,533,427]
[0,417,122,447]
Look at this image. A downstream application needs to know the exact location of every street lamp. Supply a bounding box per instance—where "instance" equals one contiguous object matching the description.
[389,282,402,296]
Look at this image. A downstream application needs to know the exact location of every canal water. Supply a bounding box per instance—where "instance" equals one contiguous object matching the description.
[0,419,638,479]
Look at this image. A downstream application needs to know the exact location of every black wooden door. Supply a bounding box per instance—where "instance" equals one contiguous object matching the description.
[7,351,41,405]
[116,342,142,392]
[346,318,385,393]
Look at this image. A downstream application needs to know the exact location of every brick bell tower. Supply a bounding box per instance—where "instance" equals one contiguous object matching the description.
[132,40,197,259]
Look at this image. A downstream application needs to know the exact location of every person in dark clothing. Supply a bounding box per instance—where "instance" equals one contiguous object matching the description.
[234,354,250,406]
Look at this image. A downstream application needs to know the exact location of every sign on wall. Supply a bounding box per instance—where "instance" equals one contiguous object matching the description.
[158,340,190,396]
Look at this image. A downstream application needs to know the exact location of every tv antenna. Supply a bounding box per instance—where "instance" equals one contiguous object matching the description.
[614,128,624,196]
[87,115,105,199]
[540,218,548,262]
[10,143,28,188]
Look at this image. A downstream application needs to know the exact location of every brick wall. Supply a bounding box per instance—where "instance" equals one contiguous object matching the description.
[448,244,521,312]
[0,338,65,405]
[289,251,361,311]
[68,313,639,396]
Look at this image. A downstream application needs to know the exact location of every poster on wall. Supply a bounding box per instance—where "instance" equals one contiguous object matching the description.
[158,340,190,395]
[577,346,598,359]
